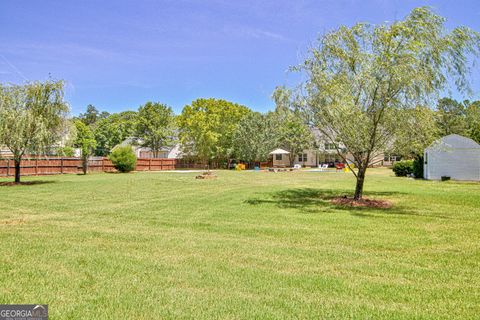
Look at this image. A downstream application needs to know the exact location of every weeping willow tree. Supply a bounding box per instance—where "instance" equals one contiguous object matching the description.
[295,7,479,200]
[0,81,69,183]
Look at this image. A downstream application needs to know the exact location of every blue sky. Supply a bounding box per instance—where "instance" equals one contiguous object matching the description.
[1,0,480,115]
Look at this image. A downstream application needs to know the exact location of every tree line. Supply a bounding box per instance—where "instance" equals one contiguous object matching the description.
[0,80,479,184]
[71,97,314,166]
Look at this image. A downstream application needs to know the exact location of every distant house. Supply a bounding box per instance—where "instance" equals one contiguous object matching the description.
[272,127,387,168]
[424,134,480,181]
[0,146,13,158]
[117,138,182,159]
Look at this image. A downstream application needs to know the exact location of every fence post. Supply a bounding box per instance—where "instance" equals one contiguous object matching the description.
[35,157,38,175]
[60,157,64,174]
[149,158,152,171]
[101,158,105,172]
[6,158,9,176]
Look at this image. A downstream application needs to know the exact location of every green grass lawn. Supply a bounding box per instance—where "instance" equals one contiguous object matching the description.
[0,169,479,319]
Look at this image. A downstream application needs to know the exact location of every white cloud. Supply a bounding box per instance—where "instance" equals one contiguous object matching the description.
[223,26,291,42]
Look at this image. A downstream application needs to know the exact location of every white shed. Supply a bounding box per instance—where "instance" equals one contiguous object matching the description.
[424,134,480,181]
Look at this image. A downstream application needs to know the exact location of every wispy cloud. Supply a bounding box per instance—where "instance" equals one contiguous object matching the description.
[0,55,28,80]
[223,26,291,42]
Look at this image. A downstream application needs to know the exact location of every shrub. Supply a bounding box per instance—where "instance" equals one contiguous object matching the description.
[109,145,137,172]
[392,160,414,177]
[58,146,75,157]
[413,156,424,179]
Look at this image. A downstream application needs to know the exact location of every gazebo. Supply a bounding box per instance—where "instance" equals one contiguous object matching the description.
[270,148,290,167]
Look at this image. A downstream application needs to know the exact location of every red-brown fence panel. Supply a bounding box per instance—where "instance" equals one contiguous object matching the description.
[0,156,178,177]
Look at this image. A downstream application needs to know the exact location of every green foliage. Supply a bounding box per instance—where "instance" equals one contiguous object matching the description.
[93,111,137,156]
[435,98,467,136]
[74,120,96,157]
[58,146,75,157]
[270,87,315,165]
[78,104,109,126]
[393,106,438,157]
[178,98,251,163]
[295,7,480,199]
[136,102,176,157]
[413,156,424,179]
[233,112,279,162]
[73,120,97,174]
[0,80,70,182]
[465,100,480,143]
[431,98,480,144]
[392,160,414,177]
[109,145,137,172]
[277,112,313,166]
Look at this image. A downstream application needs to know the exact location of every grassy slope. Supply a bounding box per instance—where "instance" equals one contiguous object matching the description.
[0,169,479,319]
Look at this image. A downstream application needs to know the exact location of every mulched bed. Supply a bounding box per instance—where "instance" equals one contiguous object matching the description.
[0,181,52,186]
[331,196,392,209]
[195,171,217,179]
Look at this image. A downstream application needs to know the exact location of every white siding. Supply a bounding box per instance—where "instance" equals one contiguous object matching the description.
[424,135,480,181]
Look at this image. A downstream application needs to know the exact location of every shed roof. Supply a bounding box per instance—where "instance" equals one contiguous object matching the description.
[426,134,480,151]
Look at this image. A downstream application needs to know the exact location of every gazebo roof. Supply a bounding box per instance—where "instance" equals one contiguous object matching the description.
[269,148,290,155]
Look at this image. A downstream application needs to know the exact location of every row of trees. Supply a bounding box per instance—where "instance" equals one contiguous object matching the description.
[73,98,314,167]
[71,102,176,158]
[435,98,480,142]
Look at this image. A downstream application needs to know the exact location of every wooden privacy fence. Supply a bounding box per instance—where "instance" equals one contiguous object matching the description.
[0,157,177,177]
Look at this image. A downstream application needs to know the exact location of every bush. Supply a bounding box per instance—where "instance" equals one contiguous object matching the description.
[58,146,75,157]
[109,145,137,173]
[392,160,414,177]
[413,156,424,179]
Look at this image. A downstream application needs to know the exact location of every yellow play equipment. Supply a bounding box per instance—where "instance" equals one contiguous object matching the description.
[235,163,246,171]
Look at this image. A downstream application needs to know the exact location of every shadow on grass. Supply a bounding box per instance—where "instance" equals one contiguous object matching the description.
[0,180,57,187]
[245,187,410,215]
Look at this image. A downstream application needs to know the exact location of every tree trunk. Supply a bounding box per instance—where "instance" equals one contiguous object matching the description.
[82,156,88,175]
[354,166,367,200]
[14,158,21,183]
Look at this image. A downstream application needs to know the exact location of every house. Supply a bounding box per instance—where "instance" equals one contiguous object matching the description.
[117,138,182,159]
[0,147,13,158]
[271,127,386,168]
[424,134,480,181]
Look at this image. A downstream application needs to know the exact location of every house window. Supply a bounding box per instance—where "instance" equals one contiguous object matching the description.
[298,153,308,162]
[275,154,282,161]
[384,154,401,162]
[325,143,336,150]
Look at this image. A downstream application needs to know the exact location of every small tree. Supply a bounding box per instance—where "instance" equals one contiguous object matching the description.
[0,80,69,183]
[73,120,96,174]
[136,102,176,158]
[295,7,479,199]
[109,145,137,173]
